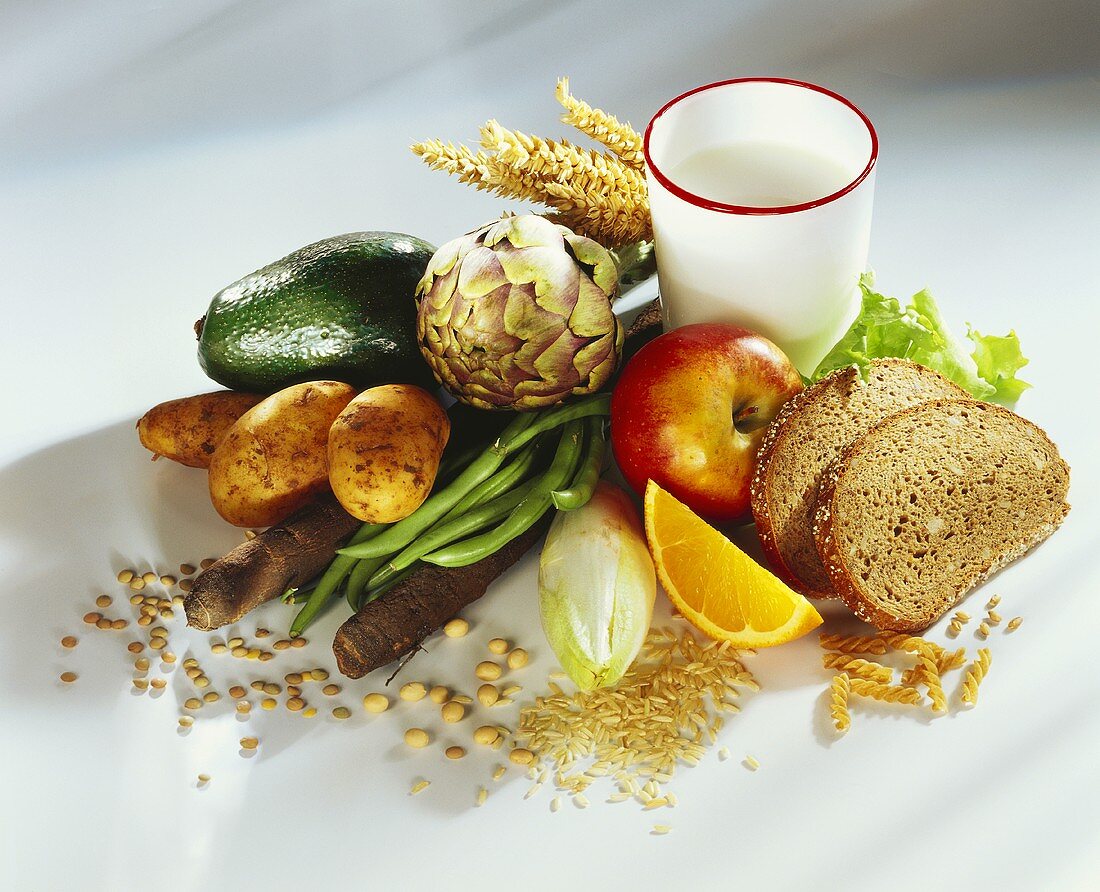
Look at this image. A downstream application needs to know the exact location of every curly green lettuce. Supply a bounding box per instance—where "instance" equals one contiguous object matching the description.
[811,274,1030,407]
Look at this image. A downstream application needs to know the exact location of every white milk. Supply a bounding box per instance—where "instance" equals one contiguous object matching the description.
[667,140,851,208]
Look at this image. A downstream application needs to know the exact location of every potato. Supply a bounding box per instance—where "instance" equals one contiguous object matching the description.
[137,391,264,468]
[209,381,357,527]
[328,384,450,523]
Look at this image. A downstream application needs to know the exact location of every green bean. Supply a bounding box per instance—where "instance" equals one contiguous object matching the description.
[421,420,585,568]
[436,435,545,526]
[490,394,610,456]
[550,416,606,510]
[368,477,541,589]
[361,564,417,606]
[335,412,539,560]
[287,522,387,633]
[345,554,393,611]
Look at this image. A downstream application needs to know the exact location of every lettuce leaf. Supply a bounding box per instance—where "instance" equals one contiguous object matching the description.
[811,274,1030,407]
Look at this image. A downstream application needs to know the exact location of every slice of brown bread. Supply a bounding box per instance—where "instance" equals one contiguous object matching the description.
[751,360,967,598]
[813,399,1070,631]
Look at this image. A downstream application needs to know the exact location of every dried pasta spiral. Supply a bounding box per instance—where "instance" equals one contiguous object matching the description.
[821,653,892,684]
[961,648,992,706]
[818,634,888,655]
[829,674,851,733]
[848,678,924,706]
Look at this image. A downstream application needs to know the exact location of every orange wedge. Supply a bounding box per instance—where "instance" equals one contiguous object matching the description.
[644,480,823,648]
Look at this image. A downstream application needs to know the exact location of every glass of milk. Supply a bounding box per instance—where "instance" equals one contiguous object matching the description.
[644,78,878,373]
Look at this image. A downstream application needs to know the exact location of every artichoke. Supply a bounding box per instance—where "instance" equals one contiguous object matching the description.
[415,215,623,411]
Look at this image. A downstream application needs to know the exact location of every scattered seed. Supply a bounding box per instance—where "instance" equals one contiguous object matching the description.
[273,639,292,650]
[194,675,210,688]
[178,716,194,727]
[287,697,305,711]
[140,571,156,584]
[60,671,78,683]
[477,684,499,707]
[134,657,150,672]
[410,780,430,795]
[228,685,246,699]
[285,673,303,686]
[117,569,135,584]
[1007,616,1023,632]
[332,706,351,720]
[136,616,153,627]
[200,558,216,570]
[445,746,466,760]
[303,707,317,718]
[493,765,506,781]
[652,825,672,835]
[954,611,971,623]
[310,669,329,681]
[184,698,202,710]
[476,661,502,682]
[452,694,473,705]
[129,578,146,592]
[441,701,465,724]
[443,618,469,638]
[259,652,274,662]
[179,579,193,593]
[240,736,259,750]
[246,648,261,660]
[977,621,991,638]
[196,773,210,786]
[509,748,534,766]
[987,610,1002,625]
[744,755,760,771]
[488,637,509,655]
[501,685,522,697]
[262,683,281,696]
[718,747,731,761]
[261,698,277,710]
[363,693,389,714]
[185,667,201,680]
[95,594,112,608]
[400,682,427,702]
[94,618,111,630]
[150,678,167,690]
[83,612,101,625]
[255,628,270,638]
[126,641,144,655]
[986,594,1001,609]
[236,702,251,714]
[291,638,307,649]
[132,678,149,691]
[477,788,488,806]
[474,726,499,746]
[162,651,177,664]
[230,646,247,658]
[574,794,590,809]
[506,648,528,669]
[226,637,243,648]
[322,684,340,696]
[61,635,78,649]
[287,685,301,697]
[404,728,430,748]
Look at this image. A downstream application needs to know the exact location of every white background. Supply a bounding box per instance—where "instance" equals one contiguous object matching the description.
[2,1,1099,889]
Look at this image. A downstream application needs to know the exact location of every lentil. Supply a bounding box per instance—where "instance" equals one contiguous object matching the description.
[61,636,78,649]
[445,746,466,760]
[404,728,430,748]
[332,707,351,720]
[303,707,317,718]
[287,698,305,712]
[162,651,177,664]
[474,726,499,746]
[1007,616,1024,632]
[240,737,259,750]
[83,611,102,624]
[506,649,528,669]
[262,683,281,696]
[150,678,167,690]
[477,684,500,707]
[291,637,307,648]
[236,702,251,714]
[400,682,427,702]
[250,681,265,691]
[134,658,150,672]
[132,678,149,691]
[261,698,277,710]
[488,637,509,655]
[443,618,469,638]
[285,673,303,685]
[178,716,194,728]
[258,652,274,662]
[95,594,112,608]
[229,686,246,699]
[441,701,465,723]
[184,698,202,710]
[363,693,389,714]
[309,669,329,681]
[322,684,340,696]
[273,639,292,650]
[287,685,301,697]
[428,685,449,704]
[117,569,135,584]
[60,672,78,683]
[129,578,146,592]
[141,572,157,584]
[127,641,144,654]
[509,748,535,766]
[476,661,502,682]
[129,594,144,606]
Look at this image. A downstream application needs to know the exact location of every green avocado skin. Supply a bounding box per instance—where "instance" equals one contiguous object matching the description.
[197,232,437,393]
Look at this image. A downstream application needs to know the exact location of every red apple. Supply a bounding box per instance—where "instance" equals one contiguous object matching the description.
[611,323,803,522]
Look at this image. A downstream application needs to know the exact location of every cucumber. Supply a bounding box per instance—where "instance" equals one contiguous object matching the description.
[196,232,436,393]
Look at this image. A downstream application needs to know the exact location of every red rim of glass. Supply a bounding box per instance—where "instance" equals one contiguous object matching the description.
[643,77,878,216]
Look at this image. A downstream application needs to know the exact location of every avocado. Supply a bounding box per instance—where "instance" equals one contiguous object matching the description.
[197,232,437,393]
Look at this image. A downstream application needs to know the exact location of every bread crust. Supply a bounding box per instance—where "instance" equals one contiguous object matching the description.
[812,398,1071,632]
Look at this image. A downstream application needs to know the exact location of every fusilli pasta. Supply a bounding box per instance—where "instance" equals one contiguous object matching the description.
[821,653,893,683]
[960,648,992,706]
[849,678,924,706]
[818,634,888,655]
[830,674,851,733]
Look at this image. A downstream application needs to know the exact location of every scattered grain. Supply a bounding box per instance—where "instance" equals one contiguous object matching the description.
[303,707,317,718]
[117,569,135,584]
[492,765,507,781]
[132,678,149,691]
[95,594,113,608]
[987,610,1002,625]
[1007,616,1023,632]
[651,825,672,835]
[488,637,509,655]
[986,594,1001,609]
[261,698,277,711]
[83,612,101,625]
[178,716,194,728]
[445,746,466,760]
[273,639,292,650]
[509,748,535,766]
[184,698,202,710]
[410,780,430,795]
[162,651,177,664]
[240,736,259,750]
[322,684,340,696]
[476,661,502,681]
[150,678,167,690]
[332,706,351,720]
[228,686,246,699]
[405,728,430,748]
[203,692,220,703]
[236,702,251,714]
[506,648,528,669]
[309,669,329,682]
[129,578,146,592]
[61,635,78,649]
[744,755,760,771]
[291,637,307,649]
[287,698,305,712]
[443,618,469,638]
[477,684,500,707]
[477,788,489,807]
